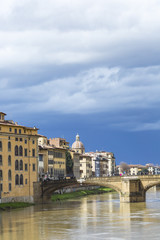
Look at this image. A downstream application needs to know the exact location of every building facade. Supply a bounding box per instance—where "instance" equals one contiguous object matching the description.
[0,112,39,203]
[69,150,80,179]
[79,154,92,179]
[38,137,66,179]
[48,137,69,149]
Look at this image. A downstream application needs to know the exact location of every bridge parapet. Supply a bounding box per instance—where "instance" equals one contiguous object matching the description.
[33,175,160,203]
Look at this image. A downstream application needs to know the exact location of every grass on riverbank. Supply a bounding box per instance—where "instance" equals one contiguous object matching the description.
[0,202,34,211]
[51,187,114,202]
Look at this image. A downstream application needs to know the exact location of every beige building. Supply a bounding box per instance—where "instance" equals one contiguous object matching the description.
[116,164,146,176]
[96,151,115,176]
[48,137,69,149]
[79,154,92,179]
[0,112,39,203]
[70,150,81,179]
[88,152,109,177]
[71,134,92,178]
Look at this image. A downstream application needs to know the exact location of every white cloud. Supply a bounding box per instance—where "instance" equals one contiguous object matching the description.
[1,0,160,132]
[133,121,160,131]
[1,66,160,116]
[1,0,160,69]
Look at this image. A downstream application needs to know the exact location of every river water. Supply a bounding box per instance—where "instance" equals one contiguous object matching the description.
[0,189,160,240]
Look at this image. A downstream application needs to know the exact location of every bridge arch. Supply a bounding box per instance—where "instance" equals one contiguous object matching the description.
[144,181,160,193]
[84,177,122,196]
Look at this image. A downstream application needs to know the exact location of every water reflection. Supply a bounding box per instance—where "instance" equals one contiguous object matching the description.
[0,190,160,240]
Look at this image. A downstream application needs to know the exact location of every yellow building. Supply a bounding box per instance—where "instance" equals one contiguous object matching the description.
[38,137,66,179]
[0,112,39,203]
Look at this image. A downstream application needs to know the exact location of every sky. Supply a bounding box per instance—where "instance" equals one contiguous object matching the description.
[1,0,160,165]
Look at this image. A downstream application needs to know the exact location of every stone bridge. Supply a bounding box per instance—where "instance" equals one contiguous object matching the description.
[33,175,160,203]
[33,179,79,203]
[85,175,160,202]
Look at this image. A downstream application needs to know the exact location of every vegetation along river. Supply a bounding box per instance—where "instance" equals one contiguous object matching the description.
[0,189,160,240]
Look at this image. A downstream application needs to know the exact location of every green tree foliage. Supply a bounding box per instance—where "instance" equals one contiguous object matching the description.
[141,168,149,175]
[66,151,73,174]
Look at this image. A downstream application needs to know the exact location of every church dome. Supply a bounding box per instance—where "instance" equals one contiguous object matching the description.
[72,134,85,153]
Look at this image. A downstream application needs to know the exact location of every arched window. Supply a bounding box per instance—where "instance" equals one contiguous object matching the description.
[8,155,11,166]
[15,160,19,170]
[15,174,19,185]
[0,155,2,166]
[0,170,2,180]
[15,145,18,156]
[0,141,2,151]
[20,160,23,170]
[20,174,23,185]
[19,146,23,156]
[8,142,11,151]
[8,170,12,181]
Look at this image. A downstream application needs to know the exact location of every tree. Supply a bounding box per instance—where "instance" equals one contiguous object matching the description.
[141,168,149,175]
[66,151,73,174]
[120,162,130,175]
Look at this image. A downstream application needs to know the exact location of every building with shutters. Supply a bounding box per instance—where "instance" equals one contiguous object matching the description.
[0,112,39,203]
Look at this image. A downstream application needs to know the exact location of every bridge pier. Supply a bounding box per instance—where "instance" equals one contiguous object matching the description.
[120,177,145,203]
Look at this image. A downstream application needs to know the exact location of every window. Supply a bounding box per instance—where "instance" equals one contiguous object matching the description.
[15,138,18,141]
[20,160,23,170]
[32,140,35,144]
[19,129,21,134]
[0,141,2,151]
[9,128,12,132]
[24,149,27,156]
[15,145,18,156]
[9,183,12,191]
[32,149,35,157]
[54,152,63,158]
[33,164,35,171]
[48,160,54,164]
[0,155,2,166]
[20,138,22,142]
[19,146,23,156]
[25,179,27,184]
[15,174,19,185]
[15,160,19,170]
[39,154,43,161]
[0,183,3,191]
[25,139,27,144]
[20,174,23,185]
[15,129,17,134]
[0,170,2,180]
[8,141,11,151]
[25,164,28,171]
[24,130,26,133]
[8,155,11,166]
[8,170,12,181]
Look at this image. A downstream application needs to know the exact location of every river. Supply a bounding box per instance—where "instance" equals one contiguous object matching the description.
[0,189,160,240]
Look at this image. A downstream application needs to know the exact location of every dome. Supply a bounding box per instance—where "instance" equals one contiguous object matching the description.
[72,134,85,154]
